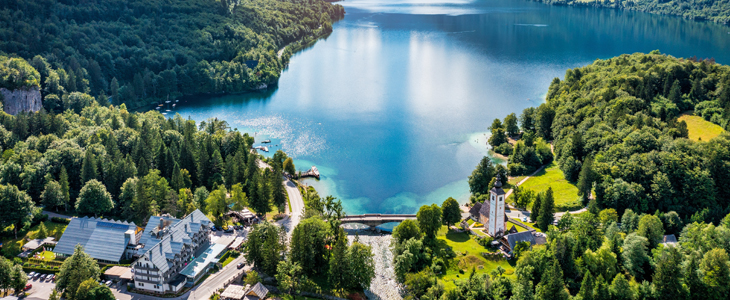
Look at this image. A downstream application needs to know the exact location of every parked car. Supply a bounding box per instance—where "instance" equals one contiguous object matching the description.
[237,263,244,269]
[52,274,57,281]
[106,280,113,286]
[24,283,32,291]
[211,226,217,231]
[27,272,35,279]
[33,273,42,279]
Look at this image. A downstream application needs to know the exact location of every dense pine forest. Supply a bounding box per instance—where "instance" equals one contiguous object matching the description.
[0,0,345,109]
[0,55,293,257]
[532,0,730,25]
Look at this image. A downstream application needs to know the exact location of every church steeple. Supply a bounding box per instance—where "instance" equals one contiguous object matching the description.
[487,174,506,237]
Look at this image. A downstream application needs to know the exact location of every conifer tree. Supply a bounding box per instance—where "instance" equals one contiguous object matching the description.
[535,260,569,300]
[80,149,97,184]
[37,222,48,239]
[59,166,70,210]
[578,271,595,300]
[271,164,286,213]
[531,193,542,223]
[537,188,554,231]
[329,228,349,292]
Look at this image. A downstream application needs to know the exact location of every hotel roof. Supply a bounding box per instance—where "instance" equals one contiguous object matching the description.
[54,217,138,263]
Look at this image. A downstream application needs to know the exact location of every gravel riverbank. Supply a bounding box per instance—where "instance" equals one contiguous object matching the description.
[345,229,404,300]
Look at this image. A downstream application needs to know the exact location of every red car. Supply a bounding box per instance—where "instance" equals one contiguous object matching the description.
[24,283,32,291]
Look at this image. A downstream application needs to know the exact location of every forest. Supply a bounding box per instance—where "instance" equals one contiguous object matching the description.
[532,0,730,25]
[0,55,296,257]
[487,51,730,223]
[394,199,730,300]
[0,0,345,109]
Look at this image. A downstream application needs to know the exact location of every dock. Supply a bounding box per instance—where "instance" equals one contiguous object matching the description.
[300,166,320,179]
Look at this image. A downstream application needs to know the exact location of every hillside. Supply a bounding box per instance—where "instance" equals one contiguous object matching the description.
[532,0,730,25]
[0,0,345,109]
[493,51,730,222]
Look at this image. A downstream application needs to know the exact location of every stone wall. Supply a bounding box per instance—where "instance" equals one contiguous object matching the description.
[0,86,41,115]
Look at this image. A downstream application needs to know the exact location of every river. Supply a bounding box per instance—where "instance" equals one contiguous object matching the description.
[174,0,730,215]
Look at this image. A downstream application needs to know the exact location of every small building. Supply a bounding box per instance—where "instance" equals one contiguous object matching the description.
[469,203,482,221]
[220,284,247,300]
[220,282,269,300]
[660,234,678,246]
[104,266,134,283]
[247,282,269,300]
[22,237,56,251]
[54,217,141,264]
[501,231,536,254]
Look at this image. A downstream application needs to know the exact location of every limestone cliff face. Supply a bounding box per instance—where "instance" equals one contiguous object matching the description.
[0,86,41,115]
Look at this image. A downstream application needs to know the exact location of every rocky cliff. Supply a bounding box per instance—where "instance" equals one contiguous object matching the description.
[0,86,41,115]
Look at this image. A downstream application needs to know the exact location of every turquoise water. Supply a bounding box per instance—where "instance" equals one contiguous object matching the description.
[174,0,730,215]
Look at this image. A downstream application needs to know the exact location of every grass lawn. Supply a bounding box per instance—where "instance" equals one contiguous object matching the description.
[39,251,55,260]
[436,226,514,290]
[678,114,725,142]
[519,162,582,211]
[505,221,527,232]
[510,219,542,233]
[0,221,68,257]
[466,219,475,226]
[221,256,235,267]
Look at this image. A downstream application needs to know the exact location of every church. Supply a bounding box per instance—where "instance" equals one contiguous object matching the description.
[478,174,507,237]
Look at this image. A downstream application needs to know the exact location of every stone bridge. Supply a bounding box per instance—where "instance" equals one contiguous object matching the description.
[340,214,417,230]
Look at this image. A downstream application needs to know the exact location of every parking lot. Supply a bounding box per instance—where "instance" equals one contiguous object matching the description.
[23,273,57,300]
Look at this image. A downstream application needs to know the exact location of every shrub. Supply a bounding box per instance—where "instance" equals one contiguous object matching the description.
[51,217,70,224]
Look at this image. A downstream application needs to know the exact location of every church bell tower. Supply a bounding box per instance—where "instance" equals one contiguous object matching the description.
[488,174,506,237]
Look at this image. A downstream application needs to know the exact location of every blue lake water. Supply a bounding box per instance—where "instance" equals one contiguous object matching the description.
[175,0,730,214]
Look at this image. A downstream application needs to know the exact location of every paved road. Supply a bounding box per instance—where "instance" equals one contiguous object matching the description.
[285,179,304,231]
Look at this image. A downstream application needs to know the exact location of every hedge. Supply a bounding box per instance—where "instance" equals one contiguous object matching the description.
[51,217,70,224]
[22,266,59,274]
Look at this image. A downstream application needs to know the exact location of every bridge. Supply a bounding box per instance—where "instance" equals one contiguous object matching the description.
[340,214,417,230]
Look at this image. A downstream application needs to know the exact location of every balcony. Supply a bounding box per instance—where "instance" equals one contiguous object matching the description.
[134,265,159,271]
[134,276,162,284]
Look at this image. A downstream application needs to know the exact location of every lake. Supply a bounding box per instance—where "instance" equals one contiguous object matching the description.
[174,0,730,215]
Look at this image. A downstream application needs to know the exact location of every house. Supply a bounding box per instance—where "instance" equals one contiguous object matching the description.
[479,175,506,237]
[22,237,56,251]
[54,217,141,264]
[501,231,536,254]
[469,203,482,221]
[660,234,677,246]
[132,209,216,294]
[220,283,269,300]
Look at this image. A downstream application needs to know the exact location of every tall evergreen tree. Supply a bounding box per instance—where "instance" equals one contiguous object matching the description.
[537,188,555,231]
[59,166,70,210]
[535,260,569,300]
[80,149,98,184]
[531,193,542,223]
[271,164,286,213]
[329,228,349,292]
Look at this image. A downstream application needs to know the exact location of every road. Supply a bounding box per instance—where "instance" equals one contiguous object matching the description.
[257,158,306,235]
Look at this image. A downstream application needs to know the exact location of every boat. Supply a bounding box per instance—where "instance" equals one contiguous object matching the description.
[165,100,171,104]
[261,139,271,143]
[254,146,269,152]
[155,107,160,110]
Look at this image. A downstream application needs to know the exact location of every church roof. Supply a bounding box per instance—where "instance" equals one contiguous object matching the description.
[469,203,482,216]
[479,200,490,218]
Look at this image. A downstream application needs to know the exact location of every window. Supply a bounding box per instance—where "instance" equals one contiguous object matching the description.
[139,283,144,287]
